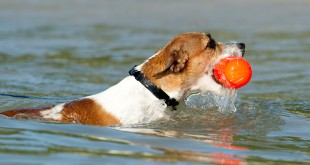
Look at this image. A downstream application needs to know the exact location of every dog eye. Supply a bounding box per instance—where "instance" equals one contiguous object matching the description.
[206,39,216,50]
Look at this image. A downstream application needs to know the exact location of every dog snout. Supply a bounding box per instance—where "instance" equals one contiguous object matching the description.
[223,42,246,57]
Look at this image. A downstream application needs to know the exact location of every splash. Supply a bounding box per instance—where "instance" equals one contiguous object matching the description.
[185,89,237,113]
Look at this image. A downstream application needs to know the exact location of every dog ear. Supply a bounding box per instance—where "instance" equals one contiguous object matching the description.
[165,49,189,73]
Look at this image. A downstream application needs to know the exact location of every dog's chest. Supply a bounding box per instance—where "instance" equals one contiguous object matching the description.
[88,76,169,125]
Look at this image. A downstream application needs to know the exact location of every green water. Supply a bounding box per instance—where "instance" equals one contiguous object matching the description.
[0,0,309,164]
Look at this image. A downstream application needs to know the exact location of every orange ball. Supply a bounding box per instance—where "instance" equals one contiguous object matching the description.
[213,56,252,89]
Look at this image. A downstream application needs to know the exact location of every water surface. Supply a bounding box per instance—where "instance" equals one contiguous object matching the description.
[0,0,309,164]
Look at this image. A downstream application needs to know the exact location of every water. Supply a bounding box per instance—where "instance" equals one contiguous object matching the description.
[185,90,238,113]
[0,0,309,164]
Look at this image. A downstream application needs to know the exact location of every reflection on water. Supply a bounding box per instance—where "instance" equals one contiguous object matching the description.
[115,99,287,164]
[0,0,310,164]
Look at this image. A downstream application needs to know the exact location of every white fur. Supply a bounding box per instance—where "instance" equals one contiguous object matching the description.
[40,103,65,120]
[190,73,224,96]
[218,42,243,58]
[87,76,168,125]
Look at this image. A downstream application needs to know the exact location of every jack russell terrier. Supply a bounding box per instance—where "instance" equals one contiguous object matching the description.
[0,32,245,126]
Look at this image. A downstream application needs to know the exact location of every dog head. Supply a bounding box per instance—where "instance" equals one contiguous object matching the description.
[138,32,245,100]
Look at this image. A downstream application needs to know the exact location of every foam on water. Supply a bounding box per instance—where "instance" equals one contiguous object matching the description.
[185,89,237,113]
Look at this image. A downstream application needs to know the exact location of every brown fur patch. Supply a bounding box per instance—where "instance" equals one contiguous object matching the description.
[60,98,120,126]
[142,32,224,93]
[1,99,120,126]
[0,106,53,119]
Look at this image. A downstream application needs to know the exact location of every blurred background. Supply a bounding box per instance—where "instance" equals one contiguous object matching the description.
[0,0,309,164]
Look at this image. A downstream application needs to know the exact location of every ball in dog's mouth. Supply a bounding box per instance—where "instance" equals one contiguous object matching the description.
[213,56,252,89]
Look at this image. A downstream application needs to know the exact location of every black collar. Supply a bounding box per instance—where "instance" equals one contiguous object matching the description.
[129,65,179,110]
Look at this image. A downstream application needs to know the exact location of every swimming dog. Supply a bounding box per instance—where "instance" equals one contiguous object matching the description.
[0,32,245,126]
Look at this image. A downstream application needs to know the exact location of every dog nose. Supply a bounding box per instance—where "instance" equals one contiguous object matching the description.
[237,43,245,50]
[237,43,245,56]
